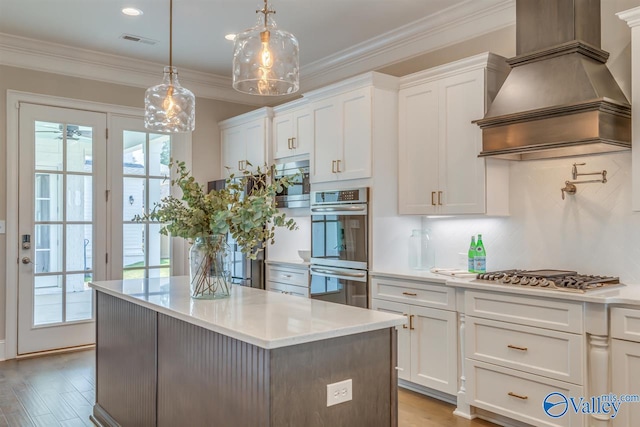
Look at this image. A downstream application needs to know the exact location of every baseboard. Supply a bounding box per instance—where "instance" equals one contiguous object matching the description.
[398,380,457,405]
[0,340,5,361]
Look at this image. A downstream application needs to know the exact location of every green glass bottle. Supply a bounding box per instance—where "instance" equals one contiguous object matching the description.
[467,236,476,273]
[474,234,486,273]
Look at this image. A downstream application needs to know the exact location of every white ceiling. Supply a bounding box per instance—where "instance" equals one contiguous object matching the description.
[0,0,515,104]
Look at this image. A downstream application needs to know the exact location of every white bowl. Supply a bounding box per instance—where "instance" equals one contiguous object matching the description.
[298,249,311,262]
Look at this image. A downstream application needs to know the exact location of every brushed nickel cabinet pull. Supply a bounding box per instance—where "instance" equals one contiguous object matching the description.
[431,191,436,206]
[507,345,528,351]
[402,292,417,297]
[438,191,443,205]
[402,313,409,329]
[409,314,415,330]
[508,392,528,400]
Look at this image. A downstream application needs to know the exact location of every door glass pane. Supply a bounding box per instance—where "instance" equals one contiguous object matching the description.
[35,121,63,171]
[66,224,92,272]
[66,175,92,221]
[149,134,170,176]
[149,267,170,278]
[66,274,93,321]
[66,124,93,172]
[35,173,63,221]
[35,224,63,273]
[34,275,62,325]
[148,178,167,214]
[148,224,169,267]
[123,178,145,221]
[123,223,145,269]
[123,130,146,175]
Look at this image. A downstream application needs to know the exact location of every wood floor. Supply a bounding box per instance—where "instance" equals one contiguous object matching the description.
[0,350,497,427]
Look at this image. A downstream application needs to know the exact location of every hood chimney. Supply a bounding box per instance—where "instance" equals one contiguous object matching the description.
[475,0,631,160]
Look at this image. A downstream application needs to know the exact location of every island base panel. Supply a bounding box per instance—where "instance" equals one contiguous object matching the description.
[94,292,157,427]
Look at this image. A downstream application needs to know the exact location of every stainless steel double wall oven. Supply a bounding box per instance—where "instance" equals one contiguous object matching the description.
[310,188,369,308]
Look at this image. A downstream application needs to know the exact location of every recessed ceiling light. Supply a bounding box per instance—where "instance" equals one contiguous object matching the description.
[122,7,143,16]
[225,34,236,41]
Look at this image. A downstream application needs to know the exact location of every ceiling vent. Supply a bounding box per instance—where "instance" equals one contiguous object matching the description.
[119,34,158,45]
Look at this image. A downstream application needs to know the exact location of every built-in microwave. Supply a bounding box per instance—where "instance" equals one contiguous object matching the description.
[273,160,310,208]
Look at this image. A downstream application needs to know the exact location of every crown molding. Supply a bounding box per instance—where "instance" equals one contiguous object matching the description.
[299,0,515,92]
[0,33,267,107]
[618,6,640,28]
[218,107,274,129]
[0,1,515,107]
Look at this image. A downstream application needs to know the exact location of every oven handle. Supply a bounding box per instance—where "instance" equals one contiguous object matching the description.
[311,205,366,213]
[311,267,367,279]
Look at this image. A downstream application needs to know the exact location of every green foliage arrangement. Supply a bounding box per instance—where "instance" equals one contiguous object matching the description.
[135,160,297,259]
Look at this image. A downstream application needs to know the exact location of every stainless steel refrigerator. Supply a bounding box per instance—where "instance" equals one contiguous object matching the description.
[207,179,265,289]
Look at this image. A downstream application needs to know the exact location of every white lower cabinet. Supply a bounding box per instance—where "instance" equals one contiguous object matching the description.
[266,263,309,298]
[611,307,640,427]
[463,291,585,427]
[371,276,457,395]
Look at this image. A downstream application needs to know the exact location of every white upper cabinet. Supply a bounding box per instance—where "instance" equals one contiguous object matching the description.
[219,107,272,178]
[306,73,398,183]
[398,53,510,215]
[272,99,312,161]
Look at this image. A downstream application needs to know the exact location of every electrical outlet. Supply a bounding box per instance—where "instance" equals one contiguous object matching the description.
[326,379,352,407]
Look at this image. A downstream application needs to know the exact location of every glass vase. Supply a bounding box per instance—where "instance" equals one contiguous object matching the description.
[189,235,232,299]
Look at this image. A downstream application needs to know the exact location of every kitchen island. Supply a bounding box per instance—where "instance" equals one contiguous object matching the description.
[88,277,404,427]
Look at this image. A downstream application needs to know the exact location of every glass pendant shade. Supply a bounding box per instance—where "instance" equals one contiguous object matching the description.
[145,66,196,133]
[233,13,299,96]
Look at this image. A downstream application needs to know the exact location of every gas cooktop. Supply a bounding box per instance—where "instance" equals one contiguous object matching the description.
[473,269,621,293]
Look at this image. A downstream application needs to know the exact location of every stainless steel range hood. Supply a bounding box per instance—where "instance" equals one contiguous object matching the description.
[475,0,631,161]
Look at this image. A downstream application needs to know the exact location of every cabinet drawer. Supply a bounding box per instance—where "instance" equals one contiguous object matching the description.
[466,360,584,427]
[266,265,309,287]
[464,291,583,333]
[611,307,640,342]
[370,277,455,310]
[266,281,309,298]
[466,317,583,384]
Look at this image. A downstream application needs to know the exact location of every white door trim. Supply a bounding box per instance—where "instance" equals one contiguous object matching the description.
[5,90,192,360]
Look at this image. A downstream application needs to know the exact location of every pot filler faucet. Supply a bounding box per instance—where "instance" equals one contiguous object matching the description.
[561,163,607,200]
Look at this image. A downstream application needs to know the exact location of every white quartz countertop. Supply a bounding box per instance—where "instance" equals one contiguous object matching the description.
[370,268,453,284]
[446,277,640,306]
[89,276,404,350]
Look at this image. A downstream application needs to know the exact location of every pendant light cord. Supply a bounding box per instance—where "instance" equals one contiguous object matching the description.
[169,0,173,72]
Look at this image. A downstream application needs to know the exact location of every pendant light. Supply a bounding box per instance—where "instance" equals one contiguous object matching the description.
[144,0,195,133]
[232,0,299,96]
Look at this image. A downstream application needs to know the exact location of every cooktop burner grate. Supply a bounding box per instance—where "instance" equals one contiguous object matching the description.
[474,269,620,293]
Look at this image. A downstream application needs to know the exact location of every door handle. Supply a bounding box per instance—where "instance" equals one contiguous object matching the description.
[438,191,443,205]
[431,191,436,206]
[22,257,33,265]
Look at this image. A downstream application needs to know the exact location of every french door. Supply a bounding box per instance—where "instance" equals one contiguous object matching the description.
[18,104,107,355]
[16,102,184,356]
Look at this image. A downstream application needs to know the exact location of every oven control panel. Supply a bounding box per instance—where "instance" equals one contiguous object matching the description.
[312,188,368,205]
